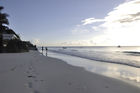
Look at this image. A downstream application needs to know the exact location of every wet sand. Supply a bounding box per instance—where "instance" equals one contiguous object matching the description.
[0,51,140,93]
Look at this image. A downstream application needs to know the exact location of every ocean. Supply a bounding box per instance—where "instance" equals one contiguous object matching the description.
[38,46,140,87]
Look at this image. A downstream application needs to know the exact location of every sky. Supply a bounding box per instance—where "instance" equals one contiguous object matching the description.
[1,0,140,46]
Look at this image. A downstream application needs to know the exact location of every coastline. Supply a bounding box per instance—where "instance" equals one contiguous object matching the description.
[0,51,140,93]
[47,51,140,87]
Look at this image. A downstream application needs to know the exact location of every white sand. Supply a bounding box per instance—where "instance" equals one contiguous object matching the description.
[0,51,140,93]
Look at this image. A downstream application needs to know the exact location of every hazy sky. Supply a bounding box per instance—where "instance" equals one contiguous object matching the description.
[1,0,140,46]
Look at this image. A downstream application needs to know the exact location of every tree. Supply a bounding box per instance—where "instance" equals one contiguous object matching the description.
[0,6,32,53]
[0,6,9,52]
[0,6,9,26]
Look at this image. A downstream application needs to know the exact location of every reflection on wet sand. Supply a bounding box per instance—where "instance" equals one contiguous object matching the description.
[47,51,140,87]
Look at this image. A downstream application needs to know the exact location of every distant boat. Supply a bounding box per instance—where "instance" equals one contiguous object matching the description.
[117,45,121,48]
[62,47,67,49]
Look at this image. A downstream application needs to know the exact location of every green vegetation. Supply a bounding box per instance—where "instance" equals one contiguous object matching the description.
[0,6,37,53]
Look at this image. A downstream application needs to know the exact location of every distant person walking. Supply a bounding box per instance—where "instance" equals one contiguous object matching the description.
[45,47,48,56]
[41,46,44,54]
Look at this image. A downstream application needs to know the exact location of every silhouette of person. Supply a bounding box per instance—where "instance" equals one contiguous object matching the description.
[41,46,44,53]
[45,47,48,56]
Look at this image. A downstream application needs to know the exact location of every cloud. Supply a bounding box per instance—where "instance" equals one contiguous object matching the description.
[81,18,104,25]
[133,0,140,3]
[115,11,140,23]
[72,25,90,34]
[31,38,41,45]
[99,0,140,45]
[125,0,134,2]
[105,0,140,23]
[130,12,140,17]
[59,40,96,46]
[72,0,140,46]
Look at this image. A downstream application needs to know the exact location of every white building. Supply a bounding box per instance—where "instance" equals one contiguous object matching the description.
[2,34,18,40]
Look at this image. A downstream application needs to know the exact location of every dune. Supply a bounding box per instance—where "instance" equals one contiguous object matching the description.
[0,51,140,93]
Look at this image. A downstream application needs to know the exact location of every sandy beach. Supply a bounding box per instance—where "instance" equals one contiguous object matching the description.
[0,51,140,93]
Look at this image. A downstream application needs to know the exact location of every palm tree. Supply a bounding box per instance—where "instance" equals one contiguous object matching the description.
[0,6,9,26]
[0,6,9,52]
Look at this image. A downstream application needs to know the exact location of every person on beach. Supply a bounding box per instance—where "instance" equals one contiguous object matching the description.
[41,46,44,53]
[45,47,48,56]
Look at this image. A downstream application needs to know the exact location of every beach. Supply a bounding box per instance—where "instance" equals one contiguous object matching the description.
[0,51,140,93]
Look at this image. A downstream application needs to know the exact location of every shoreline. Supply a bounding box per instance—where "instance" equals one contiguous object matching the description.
[47,51,140,87]
[0,51,140,93]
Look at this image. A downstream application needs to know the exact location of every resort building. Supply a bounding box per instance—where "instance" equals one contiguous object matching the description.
[3,33,18,40]
[2,29,20,40]
[1,29,20,47]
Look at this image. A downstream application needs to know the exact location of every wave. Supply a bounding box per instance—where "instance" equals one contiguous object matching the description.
[49,49,140,68]
[123,51,140,56]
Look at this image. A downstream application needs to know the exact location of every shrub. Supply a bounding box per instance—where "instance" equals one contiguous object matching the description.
[6,40,29,53]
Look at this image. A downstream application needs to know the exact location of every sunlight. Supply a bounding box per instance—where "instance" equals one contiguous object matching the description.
[89,0,140,46]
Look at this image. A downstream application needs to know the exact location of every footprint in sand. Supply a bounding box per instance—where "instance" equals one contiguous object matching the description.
[10,66,17,71]
[40,80,44,82]
[26,71,30,74]
[24,82,33,89]
[27,75,36,78]
[33,90,40,93]
[28,82,33,88]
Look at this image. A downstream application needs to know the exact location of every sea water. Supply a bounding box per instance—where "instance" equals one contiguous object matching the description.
[39,46,140,87]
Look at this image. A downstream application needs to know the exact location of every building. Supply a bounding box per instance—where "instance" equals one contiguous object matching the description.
[2,29,20,47]
[3,33,18,40]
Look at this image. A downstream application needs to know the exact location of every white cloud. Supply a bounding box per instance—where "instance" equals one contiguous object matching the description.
[104,0,140,24]
[125,0,134,2]
[72,0,140,46]
[72,25,90,34]
[100,0,140,45]
[81,18,104,25]
[31,38,41,45]
[59,40,96,46]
